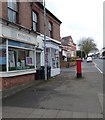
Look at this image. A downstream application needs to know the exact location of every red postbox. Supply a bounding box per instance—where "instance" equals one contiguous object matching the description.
[76,58,82,78]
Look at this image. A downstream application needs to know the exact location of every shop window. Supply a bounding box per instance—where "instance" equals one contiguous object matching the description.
[36,52,41,69]
[48,22,53,38]
[8,48,35,71]
[8,0,18,23]
[51,49,59,69]
[0,38,6,71]
[0,47,6,71]
[71,51,74,57]
[32,11,38,32]
[0,39,35,72]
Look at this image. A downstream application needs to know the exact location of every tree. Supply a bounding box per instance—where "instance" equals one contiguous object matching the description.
[78,37,96,57]
[76,50,85,58]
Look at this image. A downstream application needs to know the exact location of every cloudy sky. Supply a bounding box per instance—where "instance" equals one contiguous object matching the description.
[46,0,103,50]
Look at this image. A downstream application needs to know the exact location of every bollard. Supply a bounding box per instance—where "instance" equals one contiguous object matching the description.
[76,58,82,78]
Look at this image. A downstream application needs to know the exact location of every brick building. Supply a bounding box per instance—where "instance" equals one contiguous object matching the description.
[60,36,76,61]
[0,1,61,93]
[33,2,62,77]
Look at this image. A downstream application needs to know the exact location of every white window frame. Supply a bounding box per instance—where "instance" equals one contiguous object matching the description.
[32,11,38,32]
[8,0,18,23]
[48,22,53,38]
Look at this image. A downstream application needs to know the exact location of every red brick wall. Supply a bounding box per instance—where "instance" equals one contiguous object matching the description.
[34,3,61,41]
[0,2,2,19]
[0,2,8,20]
[1,2,61,41]
[18,2,32,29]
[31,3,61,41]
[60,61,67,68]
[0,77,2,90]
[60,61,76,68]
[0,74,35,89]
[52,21,61,40]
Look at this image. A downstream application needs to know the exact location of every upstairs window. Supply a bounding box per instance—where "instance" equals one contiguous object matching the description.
[48,21,53,38]
[8,0,18,23]
[32,11,38,32]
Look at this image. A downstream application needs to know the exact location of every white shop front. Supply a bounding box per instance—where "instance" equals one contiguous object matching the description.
[0,20,37,89]
[46,40,61,77]
[38,35,61,77]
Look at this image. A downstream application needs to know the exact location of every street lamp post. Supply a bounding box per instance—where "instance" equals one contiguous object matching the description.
[81,47,82,59]
[44,0,47,80]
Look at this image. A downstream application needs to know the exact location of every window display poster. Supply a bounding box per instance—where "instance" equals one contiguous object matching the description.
[8,51,15,67]
[26,57,33,65]
[0,47,6,65]
[2,48,6,57]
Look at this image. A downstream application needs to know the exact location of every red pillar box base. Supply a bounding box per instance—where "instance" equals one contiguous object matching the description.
[77,73,82,78]
[76,58,82,78]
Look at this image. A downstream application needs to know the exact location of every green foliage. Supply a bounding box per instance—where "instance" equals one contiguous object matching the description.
[70,58,77,62]
[76,50,85,58]
[0,66,6,71]
[9,65,35,71]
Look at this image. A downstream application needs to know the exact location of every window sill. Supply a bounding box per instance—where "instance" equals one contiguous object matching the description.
[0,69,36,77]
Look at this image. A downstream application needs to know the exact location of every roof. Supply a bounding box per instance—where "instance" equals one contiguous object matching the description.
[61,41,68,46]
[62,35,76,46]
[62,36,73,40]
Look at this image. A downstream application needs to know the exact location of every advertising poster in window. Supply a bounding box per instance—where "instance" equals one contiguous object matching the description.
[8,51,15,67]
[26,57,33,65]
[0,47,6,65]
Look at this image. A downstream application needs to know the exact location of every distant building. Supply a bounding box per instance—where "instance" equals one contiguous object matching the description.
[60,36,76,61]
[88,48,100,58]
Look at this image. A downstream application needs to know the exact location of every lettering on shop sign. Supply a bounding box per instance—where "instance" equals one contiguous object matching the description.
[17,33,32,42]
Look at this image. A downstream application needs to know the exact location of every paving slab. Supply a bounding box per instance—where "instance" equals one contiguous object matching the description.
[43,109,59,116]
[56,110,73,118]
[3,112,29,118]
[31,109,46,115]
[88,113,103,118]
[28,114,42,118]
[41,114,57,118]
[73,112,87,118]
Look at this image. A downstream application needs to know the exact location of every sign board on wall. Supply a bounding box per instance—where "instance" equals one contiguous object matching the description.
[0,23,2,36]
[2,24,37,45]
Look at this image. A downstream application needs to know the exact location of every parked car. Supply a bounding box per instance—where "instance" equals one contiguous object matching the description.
[87,57,92,63]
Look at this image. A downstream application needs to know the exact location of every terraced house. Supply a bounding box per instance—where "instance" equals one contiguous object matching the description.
[61,36,76,61]
[0,0,62,95]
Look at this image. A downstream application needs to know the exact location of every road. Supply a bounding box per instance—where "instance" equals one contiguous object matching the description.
[2,60,103,118]
[93,58,105,74]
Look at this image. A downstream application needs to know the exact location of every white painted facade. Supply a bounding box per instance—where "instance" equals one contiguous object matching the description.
[37,34,61,77]
[0,20,37,77]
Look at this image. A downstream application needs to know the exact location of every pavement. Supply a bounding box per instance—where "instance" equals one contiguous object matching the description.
[2,61,103,118]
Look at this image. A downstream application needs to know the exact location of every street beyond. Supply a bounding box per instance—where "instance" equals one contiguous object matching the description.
[2,60,103,118]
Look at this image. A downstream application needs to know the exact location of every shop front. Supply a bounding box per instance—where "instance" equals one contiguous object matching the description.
[46,39,61,77]
[36,35,61,77]
[0,22,37,90]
